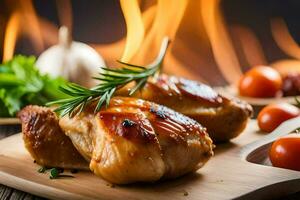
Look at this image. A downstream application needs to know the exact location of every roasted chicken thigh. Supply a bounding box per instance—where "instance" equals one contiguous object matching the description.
[117,75,253,142]
[18,106,88,170]
[19,97,213,184]
[60,97,214,184]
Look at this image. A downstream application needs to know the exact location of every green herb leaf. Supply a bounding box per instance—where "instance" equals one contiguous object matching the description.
[38,167,47,173]
[0,55,69,117]
[49,168,59,179]
[48,168,74,179]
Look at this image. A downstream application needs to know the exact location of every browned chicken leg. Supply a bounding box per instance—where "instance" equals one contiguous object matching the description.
[60,97,214,184]
[18,106,89,170]
[117,74,253,142]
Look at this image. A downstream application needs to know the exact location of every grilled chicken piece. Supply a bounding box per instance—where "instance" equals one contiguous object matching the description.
[18,106,89,170]
[60,97,213,184]
[117,75,253,142]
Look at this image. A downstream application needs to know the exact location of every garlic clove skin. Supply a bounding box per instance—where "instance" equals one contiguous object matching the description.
[36,26,105,88]
[36,45,66,78]
[62,41,105,87]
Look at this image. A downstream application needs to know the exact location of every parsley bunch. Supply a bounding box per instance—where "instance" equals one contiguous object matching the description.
[0,55,69,117]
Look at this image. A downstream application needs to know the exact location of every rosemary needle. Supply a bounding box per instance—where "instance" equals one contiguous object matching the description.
[47,37,170,117]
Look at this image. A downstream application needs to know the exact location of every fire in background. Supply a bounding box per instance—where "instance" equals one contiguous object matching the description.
[0,0,300,85]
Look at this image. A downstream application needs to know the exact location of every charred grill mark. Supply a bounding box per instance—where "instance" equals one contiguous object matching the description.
[99,112,157,144]
[99,98,209,145]
[149,75,224,107]
[122,119,136,127]
[28,114,38,132]
[176,78,223,106]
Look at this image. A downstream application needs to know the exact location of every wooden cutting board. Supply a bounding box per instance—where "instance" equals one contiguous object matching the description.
[1,119,300,200]
[0,118,20,125]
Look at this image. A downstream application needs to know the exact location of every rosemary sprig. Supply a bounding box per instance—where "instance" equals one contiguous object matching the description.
[47,37,170,117]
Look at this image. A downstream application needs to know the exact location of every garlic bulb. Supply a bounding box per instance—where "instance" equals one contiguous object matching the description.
[36,26,105,88]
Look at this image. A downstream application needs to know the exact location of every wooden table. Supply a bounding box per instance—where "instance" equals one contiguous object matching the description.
[0,125,44,200]
[1,124,300,200]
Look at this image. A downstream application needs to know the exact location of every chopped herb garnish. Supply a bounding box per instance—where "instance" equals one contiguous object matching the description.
[49,168,74,179]
[37,166,46,173]
[37,167,74,179]
[49,168,59,179]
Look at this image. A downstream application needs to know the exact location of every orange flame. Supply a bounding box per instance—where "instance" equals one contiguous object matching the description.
[3,0,45,61]
[20,0,44,52]
[269,18,300,75]
[200,0,242,83]
[4,1,300,85]
[230,25,267,68]
[119,0,245,84]
[271,18,300,60]
[120,0,145,62]
[3,12,20,62]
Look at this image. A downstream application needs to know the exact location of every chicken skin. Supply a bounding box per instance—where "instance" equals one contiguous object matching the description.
[60,97,214,184]
[18,106,88,170]
[117,75,253,142]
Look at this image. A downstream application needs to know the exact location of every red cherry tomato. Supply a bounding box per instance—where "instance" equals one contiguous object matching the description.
[239,66,282,98]
[269,133,300,171]
[258,103,300,132]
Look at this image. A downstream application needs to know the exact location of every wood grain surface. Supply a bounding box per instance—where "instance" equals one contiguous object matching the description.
[1,120,300,200]
[0,118,20,126]
[0,124,44,200]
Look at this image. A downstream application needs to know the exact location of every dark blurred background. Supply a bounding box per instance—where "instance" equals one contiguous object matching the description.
[1,0,300,85]
[223,0,300,63]
[0,0,299,60]
[0,0,126,59]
